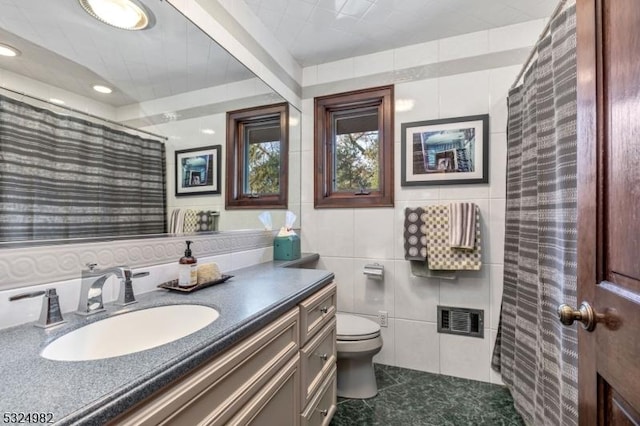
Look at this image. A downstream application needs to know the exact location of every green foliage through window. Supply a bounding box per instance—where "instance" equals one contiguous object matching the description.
[247,140,280,195]
[334,131,379,192]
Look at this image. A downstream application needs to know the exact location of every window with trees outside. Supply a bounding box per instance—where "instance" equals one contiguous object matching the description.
[314,85,394,208]
[226,103,288,209]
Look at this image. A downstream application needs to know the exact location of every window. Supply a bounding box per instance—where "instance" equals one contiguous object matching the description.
[314,85,394,208]
[226,103,288,209]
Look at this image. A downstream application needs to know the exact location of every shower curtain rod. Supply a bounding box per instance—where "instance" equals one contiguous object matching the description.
[0,86,168,141]
[509,0,570,91]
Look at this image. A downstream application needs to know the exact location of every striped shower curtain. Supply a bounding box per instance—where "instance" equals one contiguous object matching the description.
[0,94,166,242]
[491,4,578,426]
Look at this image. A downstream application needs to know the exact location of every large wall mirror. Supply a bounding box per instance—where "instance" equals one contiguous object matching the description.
[0,0,301,248]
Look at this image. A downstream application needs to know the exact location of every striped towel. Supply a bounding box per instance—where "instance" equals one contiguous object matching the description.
[449,203,478,249]
[169,209,186,234]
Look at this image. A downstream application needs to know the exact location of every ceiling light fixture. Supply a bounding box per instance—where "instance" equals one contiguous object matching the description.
[78,0,154,31]
[49,98,66,105]
[0,43,20,57]
[201,129,216,135]
[93,85,113,94]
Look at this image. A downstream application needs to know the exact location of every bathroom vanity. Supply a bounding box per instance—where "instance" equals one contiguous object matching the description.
[0,259,335,425]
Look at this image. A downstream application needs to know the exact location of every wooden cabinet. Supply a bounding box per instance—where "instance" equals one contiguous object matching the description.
[299,282,337,425]
[110,282,337,426]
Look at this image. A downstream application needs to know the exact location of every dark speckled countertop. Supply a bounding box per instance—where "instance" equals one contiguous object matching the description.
[0,254,332,425]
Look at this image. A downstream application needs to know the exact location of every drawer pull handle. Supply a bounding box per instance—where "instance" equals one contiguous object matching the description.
[320,306,328,314]
[319,409,328,417]
[319,353,328,361]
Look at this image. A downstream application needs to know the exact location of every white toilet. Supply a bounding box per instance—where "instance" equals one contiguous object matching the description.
[336,313,383,399]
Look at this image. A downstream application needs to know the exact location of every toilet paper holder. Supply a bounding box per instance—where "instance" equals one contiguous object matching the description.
[363,263,384,278]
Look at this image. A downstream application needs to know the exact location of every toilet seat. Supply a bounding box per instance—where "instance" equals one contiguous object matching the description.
[336,313,380,341]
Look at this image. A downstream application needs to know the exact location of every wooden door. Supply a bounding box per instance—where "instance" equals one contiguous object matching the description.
[576,0,640,424]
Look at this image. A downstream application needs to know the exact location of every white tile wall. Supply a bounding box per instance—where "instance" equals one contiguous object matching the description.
[301,19,543,383]
[393,40,439,70]
[440,330,492,382]
[438,30,489,62]
[394,319,439,373]
[353,258,395,316]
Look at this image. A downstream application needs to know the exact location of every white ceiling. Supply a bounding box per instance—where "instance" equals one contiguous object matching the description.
[0,0,557,108]
[242,0,558,66]
[0,0,256,106]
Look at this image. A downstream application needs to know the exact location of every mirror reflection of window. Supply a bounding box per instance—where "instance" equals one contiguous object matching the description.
[243,121,281,196]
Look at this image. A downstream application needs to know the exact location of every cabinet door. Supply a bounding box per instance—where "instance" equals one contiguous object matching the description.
[301,365,337,426]
[226,354,300,426]
[110,308,299,426]
[300,318,336,406]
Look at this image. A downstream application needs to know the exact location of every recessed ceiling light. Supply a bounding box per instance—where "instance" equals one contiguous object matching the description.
[0,43,20,57]
[49,98,65,105]
[78,0,154,31]
[93,84,113,94]
[201,129,216,135]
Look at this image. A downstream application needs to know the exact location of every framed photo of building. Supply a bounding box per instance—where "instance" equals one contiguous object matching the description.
[175,145,221,196]
[400,114,489,186]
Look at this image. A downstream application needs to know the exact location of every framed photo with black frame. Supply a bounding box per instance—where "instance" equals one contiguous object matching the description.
[175,145,221,196]
[401,114,489,186]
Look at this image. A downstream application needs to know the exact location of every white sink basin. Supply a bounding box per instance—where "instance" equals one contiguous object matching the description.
[41,305,219,361]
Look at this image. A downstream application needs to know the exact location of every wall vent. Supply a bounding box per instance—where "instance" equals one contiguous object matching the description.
[437,306,484,338]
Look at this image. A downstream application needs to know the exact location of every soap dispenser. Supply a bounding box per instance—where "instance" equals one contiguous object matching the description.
[178,240,198,287]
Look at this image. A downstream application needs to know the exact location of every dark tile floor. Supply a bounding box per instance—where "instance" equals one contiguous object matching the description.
[330,364,525,426]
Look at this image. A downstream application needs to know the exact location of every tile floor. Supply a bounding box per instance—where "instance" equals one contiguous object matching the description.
[330,364,524,426]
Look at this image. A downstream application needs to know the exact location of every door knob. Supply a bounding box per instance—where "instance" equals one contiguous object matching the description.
[557,301,603,332]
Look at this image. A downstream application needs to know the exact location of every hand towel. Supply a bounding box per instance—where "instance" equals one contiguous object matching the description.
[425,204,482,270]
[409,260,457,280]
[404,207,427,260]
[169,208,186,234]
[183,209,199,233]
[449,202,478,249]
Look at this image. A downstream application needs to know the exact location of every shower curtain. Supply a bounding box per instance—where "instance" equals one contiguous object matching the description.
[0,94,166,241]
[491,4,578,426]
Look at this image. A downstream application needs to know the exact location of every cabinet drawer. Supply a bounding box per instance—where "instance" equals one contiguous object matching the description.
[300,365,337,426]
[111,307,299,426]
[300,318,336,406]
[227,353,300,426]
[299,282,336,345]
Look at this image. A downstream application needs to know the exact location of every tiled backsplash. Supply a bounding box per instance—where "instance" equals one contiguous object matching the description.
[0,231,274,330]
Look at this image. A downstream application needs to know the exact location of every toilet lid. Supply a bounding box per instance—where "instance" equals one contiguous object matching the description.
[336,313,380,341]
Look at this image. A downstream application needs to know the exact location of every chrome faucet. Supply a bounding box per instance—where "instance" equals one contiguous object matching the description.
[77,263,131,315]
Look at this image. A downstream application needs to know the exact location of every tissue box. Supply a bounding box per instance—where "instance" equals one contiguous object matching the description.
[273,235,301,261]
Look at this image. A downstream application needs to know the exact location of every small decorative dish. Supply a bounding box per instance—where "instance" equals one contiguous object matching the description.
[157,274,234,293]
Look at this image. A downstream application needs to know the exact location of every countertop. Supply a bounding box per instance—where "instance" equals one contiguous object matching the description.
[0,254,332,425]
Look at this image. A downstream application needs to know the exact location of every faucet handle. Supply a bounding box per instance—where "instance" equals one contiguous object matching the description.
[9,288,66,329]
[115,270,148,306]
[86,262,98,272]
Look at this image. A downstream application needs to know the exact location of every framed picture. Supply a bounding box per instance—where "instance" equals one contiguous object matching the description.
[401,114,489,186]
[175,145,221,196]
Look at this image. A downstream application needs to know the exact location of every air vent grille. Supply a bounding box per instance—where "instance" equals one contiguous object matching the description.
[437,306,484,338]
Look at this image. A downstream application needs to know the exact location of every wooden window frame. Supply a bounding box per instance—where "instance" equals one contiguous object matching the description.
[226,102,289,210]
[314,85,394,208]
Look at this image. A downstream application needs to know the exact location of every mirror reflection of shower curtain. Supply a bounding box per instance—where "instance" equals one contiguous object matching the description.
[491,4,578,426]
[0,94,166,242]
